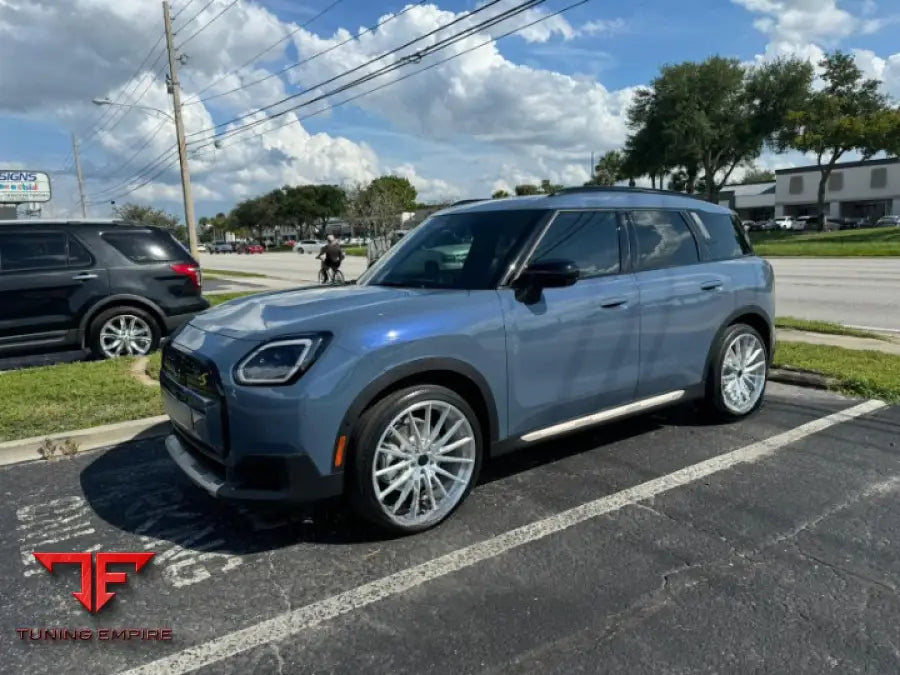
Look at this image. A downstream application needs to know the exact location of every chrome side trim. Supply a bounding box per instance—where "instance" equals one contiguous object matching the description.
[520,390,687,442]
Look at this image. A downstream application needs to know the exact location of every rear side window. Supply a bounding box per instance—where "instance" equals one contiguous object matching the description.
[630,210,699,271]
[0,232,69,271]
[532,210,621,278]
[102,230,187,264]
[689,211,753,259]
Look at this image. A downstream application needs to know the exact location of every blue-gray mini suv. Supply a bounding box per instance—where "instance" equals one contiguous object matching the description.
[161,187,774,534]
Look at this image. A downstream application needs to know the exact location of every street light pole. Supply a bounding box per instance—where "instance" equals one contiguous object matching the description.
[162,0,199,259]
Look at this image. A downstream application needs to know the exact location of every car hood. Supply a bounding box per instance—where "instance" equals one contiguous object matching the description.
[189,284,425,340]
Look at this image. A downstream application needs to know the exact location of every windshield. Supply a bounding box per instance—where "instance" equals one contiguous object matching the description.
[357,209,547,290]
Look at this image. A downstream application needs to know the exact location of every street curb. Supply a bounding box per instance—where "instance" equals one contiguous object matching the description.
[0,415,171,467]
[768,367,833,390]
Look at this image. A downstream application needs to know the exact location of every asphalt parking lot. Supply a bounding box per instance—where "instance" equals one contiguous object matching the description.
[1,382,899,675]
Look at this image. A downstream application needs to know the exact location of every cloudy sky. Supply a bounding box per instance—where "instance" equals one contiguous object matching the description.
[1,0,898,219]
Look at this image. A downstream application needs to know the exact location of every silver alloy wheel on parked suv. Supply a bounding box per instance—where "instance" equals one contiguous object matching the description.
[371,400,477,529]
[99,314,154,358]
[720,332,767,415]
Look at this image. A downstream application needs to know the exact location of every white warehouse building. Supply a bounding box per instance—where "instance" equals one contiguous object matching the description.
[718,157,900,223]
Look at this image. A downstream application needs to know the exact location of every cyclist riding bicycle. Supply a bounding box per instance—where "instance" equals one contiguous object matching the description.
[317,235,345,282]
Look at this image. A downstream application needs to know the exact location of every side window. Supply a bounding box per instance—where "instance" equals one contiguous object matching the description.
[689,211,753,260]
[630,210,699,271]
[101,230,186,263]
[531,210,621,278]
[67,235,94,267]
[0,232,68,272]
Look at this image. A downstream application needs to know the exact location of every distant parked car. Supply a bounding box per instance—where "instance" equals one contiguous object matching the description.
[197,243,208,253]
[875,215,900,227]
[774,216,796,230]
[795,215,842,232]
[208,241,234,254]
[742,220,754,232]
[236,242,264,254]
[294,239,325,254]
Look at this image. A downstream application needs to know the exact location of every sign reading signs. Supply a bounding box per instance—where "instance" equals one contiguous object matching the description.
[0,170,51,203]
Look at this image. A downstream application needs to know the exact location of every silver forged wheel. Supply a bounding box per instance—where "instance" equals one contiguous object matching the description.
[371,400,476,528]
[99,314,153,357]
[720,331,766,414]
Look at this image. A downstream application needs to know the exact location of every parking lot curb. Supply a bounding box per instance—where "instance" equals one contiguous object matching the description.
[0,415,171,467]
[768,367,833,390]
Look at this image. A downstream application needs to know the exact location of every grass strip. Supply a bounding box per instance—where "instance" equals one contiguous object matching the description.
[774,317,888,341]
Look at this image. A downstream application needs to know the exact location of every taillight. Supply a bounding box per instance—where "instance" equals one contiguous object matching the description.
[170,263,201,289]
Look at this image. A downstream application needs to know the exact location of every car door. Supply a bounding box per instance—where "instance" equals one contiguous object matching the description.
[0,229,109,350]
[626,209,735,398]
[499,209,640,440]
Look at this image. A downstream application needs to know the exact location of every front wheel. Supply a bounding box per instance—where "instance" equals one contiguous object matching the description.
[704,323,768,421]
[349,385,484,535]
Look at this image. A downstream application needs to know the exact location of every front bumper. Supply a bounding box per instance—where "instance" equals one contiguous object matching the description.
[165,432,343,503]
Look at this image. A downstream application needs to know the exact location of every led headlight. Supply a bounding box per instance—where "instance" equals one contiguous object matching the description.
[234,335,329,385]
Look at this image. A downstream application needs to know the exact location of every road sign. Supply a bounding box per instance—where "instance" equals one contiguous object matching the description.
[0,171,51,203]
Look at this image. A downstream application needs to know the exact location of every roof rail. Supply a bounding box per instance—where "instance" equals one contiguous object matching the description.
[450,198,488,206]
[548,185,707,199]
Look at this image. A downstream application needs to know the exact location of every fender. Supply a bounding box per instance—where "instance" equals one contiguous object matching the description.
[703,304,774,380]
[335,356,501,462]
[79,294,167,347]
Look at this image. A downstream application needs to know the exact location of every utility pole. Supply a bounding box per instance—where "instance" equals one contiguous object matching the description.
[162,0,199,259]
[72,133,87,217]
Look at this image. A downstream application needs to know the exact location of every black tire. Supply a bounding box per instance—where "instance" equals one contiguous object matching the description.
[297,248,305,254]
[87,305,161,360]
[332,269,345,284]
[348,385,485,535]
[318,268,329,284]
[704,322,768,421]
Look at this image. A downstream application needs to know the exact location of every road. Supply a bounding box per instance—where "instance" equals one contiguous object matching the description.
[200,253,900,333]
[2,383,899,674]
[768,258,900,333]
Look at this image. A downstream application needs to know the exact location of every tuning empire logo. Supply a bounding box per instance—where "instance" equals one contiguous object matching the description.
[16,551,173,642]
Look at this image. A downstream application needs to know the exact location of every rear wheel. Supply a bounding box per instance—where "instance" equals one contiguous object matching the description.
[318,267,329,284]
[88,306,161,360]
[704,323,768,420]
[348,385,484,535]
[332,269,345,284]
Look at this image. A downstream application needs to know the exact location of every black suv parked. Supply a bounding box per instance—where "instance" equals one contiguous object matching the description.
[0,219,209,359]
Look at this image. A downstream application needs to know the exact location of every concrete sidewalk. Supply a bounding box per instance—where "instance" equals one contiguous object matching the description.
[777,327,900,355]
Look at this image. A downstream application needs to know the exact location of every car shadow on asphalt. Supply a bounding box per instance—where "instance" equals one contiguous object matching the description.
[76,396,850,554]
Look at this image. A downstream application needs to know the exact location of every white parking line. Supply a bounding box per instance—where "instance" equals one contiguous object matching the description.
[121,399,886,675]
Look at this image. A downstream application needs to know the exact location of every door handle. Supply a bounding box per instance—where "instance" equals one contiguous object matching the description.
[72,273,98,281]
[700,281,723,291]
[600,297,628,309]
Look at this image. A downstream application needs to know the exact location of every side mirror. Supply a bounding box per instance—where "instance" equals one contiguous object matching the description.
[515,259,579,289]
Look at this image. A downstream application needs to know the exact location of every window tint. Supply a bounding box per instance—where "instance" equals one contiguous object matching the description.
[630,210,699,270]
[871,167,887,189]
[789,175,803,194]
[358,209,545,290]
[0,232,68,272]
[67,235,93,266]
[689,211,753,260]
[531,210,620,278]
[102,230,186,263]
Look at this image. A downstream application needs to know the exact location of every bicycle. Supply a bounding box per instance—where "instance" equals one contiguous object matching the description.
[318,266,345,285]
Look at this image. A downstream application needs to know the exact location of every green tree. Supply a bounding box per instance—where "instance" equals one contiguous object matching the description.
[588,150,625,186]
[514,184,540,195]
[739,166,776,183]
[778,51,900,229]
[367,175,418,212]
[492,189,510,199]
[229,195,276,242]
[113,203,180,229]
[539,179,563,194]
[624,56,813,199]
[311,184,347,233]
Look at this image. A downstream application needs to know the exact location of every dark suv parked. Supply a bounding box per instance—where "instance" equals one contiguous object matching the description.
[0,219,209,359]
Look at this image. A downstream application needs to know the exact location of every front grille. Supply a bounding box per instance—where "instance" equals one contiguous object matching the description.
[162,344,220,397]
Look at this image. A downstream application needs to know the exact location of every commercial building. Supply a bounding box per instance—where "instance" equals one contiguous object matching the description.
[716,157,900,222]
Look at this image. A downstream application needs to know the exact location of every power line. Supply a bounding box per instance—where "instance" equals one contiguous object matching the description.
[183,0,345,105]
[177,0,239,48]
[172,0,197,21]
[88,0,519,196]
[183,0,427,107]
[88,0,584,204]
[184,0,517,140]
[188,0,545,144]
[174,0,216,32]
[96,117,170,181]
